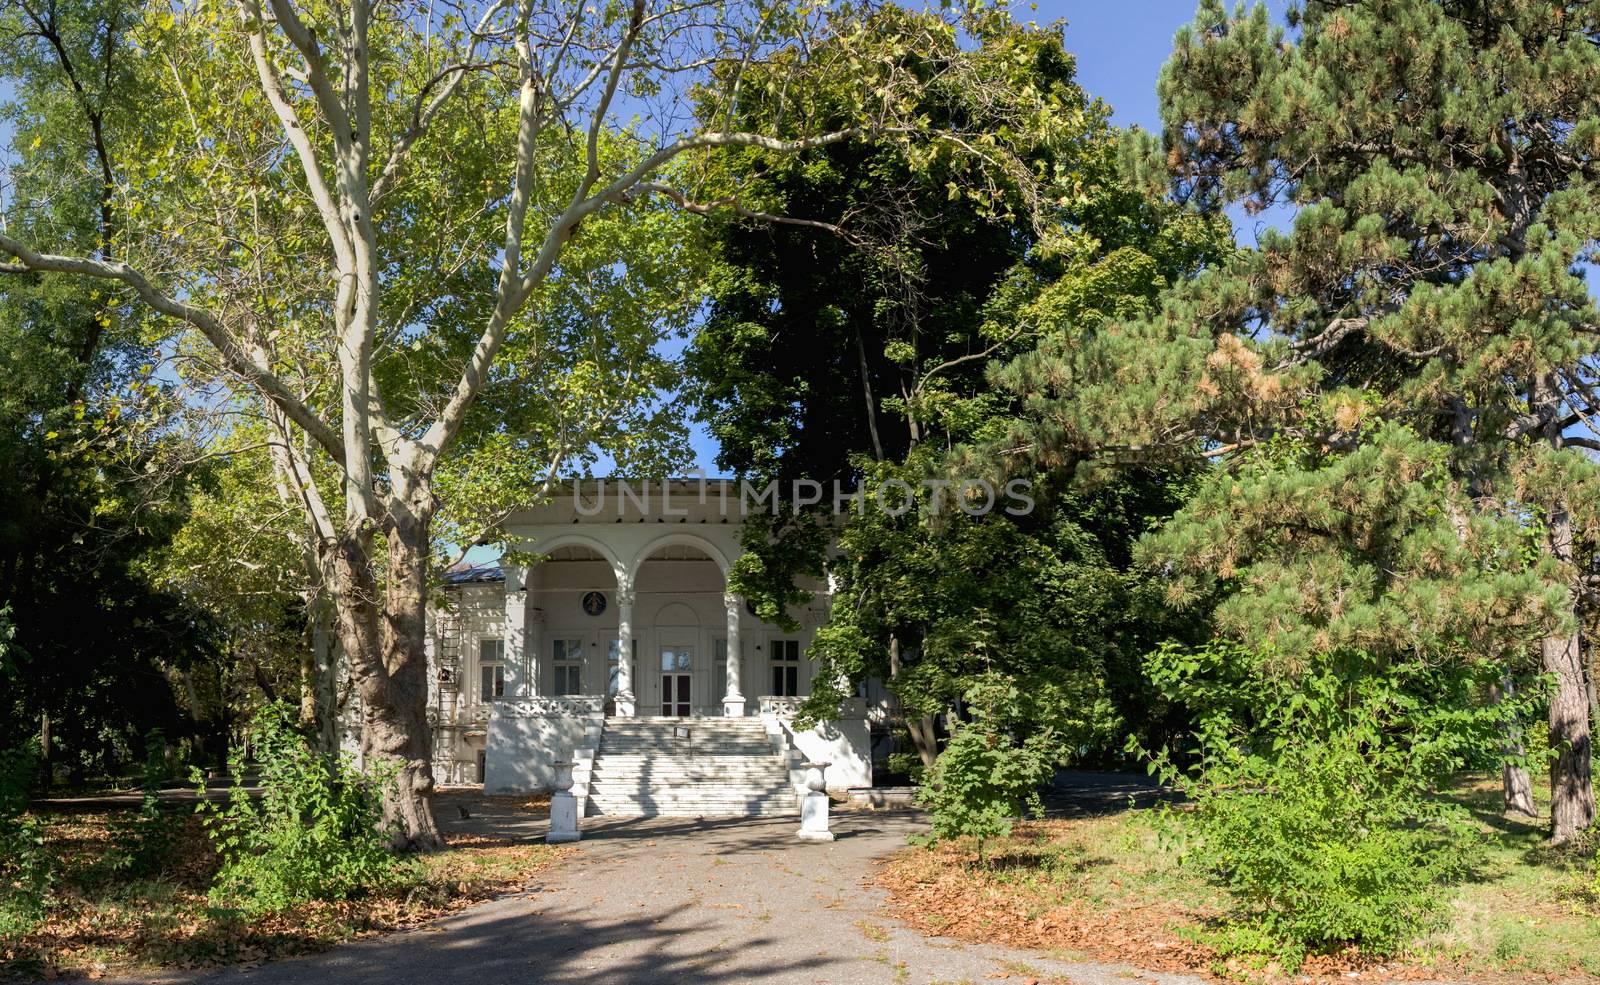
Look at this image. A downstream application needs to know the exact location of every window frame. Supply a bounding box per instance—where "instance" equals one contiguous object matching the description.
[552,636,584,696]
[478,637,507,702]
[769,638,800,697]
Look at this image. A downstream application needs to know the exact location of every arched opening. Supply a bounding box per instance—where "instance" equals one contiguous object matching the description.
[525,541,622,709]
[634,540,730,717]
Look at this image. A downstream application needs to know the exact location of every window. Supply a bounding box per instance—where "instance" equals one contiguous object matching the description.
[770,639,800,697]
[553,638,583,695]
[606,639,636,695]
[479,638,506,701]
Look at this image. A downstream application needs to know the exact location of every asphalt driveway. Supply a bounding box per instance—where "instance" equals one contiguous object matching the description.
[115,807,1209,985]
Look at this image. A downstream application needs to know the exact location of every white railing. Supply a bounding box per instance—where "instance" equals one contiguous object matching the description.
[490,695,605,717]
[758,695,868,719]
[758,695,804,717]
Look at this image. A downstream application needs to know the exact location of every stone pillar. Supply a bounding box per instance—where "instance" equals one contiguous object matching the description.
[796,761,833,842]
[614,579,636,717]
[525,608,544,698]
[722,592,745,717]
[502,566,528,697]
[503,564,529,697]
[546,761,580,843]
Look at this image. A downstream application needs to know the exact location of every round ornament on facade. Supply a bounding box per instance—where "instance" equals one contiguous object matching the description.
[581,590,608,616]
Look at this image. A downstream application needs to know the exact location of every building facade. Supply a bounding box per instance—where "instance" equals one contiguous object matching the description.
[424,480,872,802]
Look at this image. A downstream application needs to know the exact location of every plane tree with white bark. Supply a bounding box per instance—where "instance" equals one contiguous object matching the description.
[0,0,1006,847]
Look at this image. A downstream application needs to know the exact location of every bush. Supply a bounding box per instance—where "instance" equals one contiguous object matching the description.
[195,705,411,916]
[919,676,1060,860]
[98,731,181,881]
[1140,645,1498,968]
[0,745,53,938]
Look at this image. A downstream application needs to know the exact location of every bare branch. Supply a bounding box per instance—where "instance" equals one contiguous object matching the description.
[633,181,849,236]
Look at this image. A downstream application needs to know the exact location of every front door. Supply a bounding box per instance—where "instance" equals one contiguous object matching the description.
[659,645,693,716]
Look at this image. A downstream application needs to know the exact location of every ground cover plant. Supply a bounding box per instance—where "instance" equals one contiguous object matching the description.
[0,791,556,980]
[196,705,410,916]
[880,778,1600,984]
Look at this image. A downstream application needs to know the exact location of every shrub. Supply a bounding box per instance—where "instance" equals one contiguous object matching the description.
[98,731,181,881]
[919,675,1060,860]
[0,745,52,938]
[196,705,411,916]
[1140,645,1498,968]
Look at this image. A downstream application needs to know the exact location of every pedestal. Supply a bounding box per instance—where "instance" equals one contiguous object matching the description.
[796,761,834,843]
[546,760,580,844]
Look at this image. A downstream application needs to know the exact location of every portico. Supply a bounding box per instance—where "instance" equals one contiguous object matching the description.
[502,520,777,719]
[425,479,872,801]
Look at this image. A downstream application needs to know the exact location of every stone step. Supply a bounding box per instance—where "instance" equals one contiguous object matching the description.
[595,758,779,765]
[600,735,770,743]
[601,719,771,725]
[590,775,790,787]
[596,745,776,755]
[593,750,778,757]
[585,716,794,819]
[588,809,793,815]
[589,781,789,791]
[588,764,787,773]
[588,796,793,812]
[589,789,794,801]
[588,789,793,796]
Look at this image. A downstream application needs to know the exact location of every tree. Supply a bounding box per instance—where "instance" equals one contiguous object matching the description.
[150,438,333,759]
[0,0,222,782]
[685,11,1228,770]
[0,0,1026,847]
[991,0,1600,841]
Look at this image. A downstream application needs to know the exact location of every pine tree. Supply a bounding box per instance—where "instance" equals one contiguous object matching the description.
[993,0,1600,841]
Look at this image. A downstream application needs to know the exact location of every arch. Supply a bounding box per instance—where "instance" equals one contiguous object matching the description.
[524,532,626,580]
[630,531,733,580]
[652,601,700,626]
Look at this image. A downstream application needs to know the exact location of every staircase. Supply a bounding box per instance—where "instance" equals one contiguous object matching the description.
[586,718,797,817]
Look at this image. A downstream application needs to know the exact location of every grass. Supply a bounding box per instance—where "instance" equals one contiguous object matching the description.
[0,793,560,980]
[878,774,1600,984]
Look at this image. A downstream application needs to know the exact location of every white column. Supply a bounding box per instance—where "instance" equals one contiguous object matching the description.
[503,565,529,698]
[525,608,544,698]
[722,592,745,716]
[614,578,636,717]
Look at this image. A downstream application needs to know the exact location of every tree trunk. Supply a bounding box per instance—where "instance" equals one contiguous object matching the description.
[1544,508,1595,844]
[905,713,940,770]
[299,596,339,753]
[38,712,50,791]
[375,483,442,851]
[326,497,443,852]
[1490,679,1537,817]
[886,633,940,769]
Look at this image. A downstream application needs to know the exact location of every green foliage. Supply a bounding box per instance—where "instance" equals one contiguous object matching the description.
[97,731,181,881]
[805,456,1200,761]
[918,675,1061,855]
[0,0,222,779]
[1141,643,1505,966]
[196,705,410,916]
[0,745,53,939]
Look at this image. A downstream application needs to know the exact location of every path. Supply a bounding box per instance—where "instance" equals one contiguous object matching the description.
[121,807,1208,985]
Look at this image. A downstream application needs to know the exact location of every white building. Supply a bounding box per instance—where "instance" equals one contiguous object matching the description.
[424,479,873,816]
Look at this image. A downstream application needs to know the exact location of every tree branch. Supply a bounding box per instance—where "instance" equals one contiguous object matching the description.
[0,236,345,460]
